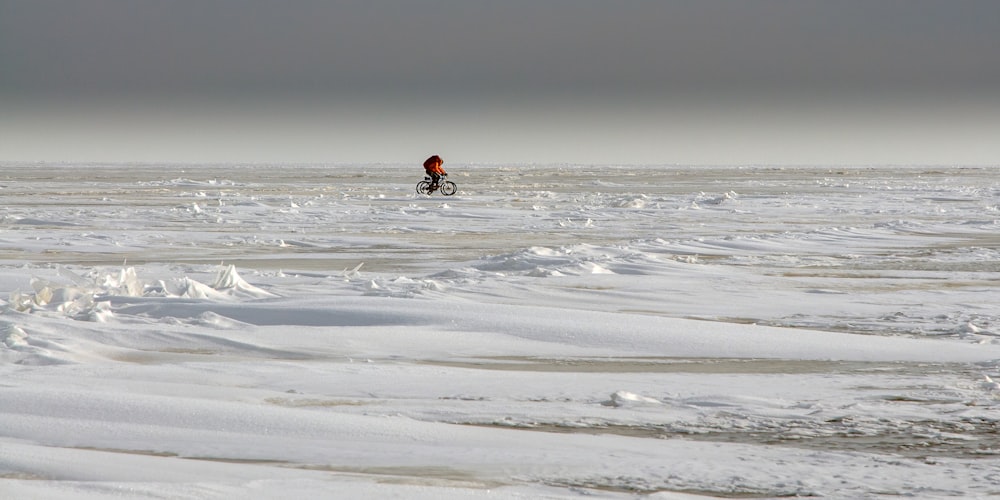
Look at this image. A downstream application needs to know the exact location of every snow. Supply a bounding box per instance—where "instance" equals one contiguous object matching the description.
[1,163,1000,499]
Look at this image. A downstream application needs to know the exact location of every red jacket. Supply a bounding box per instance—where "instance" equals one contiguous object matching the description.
[423,155,446,175]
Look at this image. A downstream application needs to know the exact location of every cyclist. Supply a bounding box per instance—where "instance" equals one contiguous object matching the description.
[422,155,447,190]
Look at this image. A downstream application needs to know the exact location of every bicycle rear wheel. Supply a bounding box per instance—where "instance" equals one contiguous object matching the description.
[440,181,457,196]
[416,181,431,195]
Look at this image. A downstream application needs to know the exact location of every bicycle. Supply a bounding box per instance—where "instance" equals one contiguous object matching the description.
[416,175,457,196]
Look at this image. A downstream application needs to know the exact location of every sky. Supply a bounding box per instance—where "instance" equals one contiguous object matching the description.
[1,0,999,166]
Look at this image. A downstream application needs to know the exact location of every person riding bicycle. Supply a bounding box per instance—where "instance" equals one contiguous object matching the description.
[423,155,447,190]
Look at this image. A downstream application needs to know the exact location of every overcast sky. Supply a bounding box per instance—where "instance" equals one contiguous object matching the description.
[2,0,998,165]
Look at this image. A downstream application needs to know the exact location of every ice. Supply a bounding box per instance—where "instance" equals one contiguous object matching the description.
[1,163,1000,498]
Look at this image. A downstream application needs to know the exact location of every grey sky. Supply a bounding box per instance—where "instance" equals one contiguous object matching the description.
[2,1,999,164]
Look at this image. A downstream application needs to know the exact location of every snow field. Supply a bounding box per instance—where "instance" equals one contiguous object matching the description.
[2,163,1000,498]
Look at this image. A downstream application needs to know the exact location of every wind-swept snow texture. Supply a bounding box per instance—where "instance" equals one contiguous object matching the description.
[2,163,1000,499]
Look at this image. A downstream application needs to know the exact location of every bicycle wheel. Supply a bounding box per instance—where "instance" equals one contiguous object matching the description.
[416,181,431,195]
[440,181,457,196]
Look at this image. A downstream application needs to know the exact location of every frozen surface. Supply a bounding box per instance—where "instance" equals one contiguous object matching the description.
[1,163,1000,498]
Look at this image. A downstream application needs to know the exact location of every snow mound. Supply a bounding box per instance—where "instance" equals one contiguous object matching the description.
[6,264,277,321]
[602,391,664,407]
[472,245,636,276]
[359,276,449,298]
[211,264,279,299]
[695,191,739,206]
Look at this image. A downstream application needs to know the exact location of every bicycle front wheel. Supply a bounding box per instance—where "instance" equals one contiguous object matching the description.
[416,181,431,195]
[440,181,457,196]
